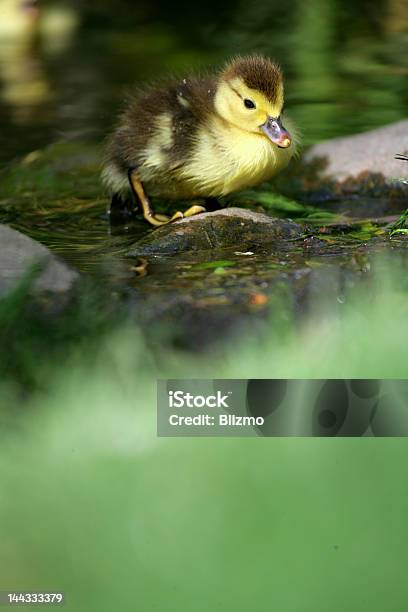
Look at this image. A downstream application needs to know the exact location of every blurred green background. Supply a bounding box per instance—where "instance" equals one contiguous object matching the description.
[0,1,408,610]
[0,0,407,164]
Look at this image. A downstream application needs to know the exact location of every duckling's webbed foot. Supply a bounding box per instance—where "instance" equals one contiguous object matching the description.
[128,169,205,227]
[183,204,206,217]
[147,206,205,226]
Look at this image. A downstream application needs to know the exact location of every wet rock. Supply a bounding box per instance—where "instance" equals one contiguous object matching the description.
[128,207,304,256]
[304,120,408,181]
[0,224,79,297]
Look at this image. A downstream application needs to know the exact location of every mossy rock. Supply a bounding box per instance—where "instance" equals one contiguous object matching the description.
[128,207,305,256]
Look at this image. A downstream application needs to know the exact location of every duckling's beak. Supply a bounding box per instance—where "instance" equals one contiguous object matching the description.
[261,116,292,148]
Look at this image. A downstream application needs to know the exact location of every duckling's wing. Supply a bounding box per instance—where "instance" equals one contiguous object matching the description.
[106,77,216,173]
[161,77,217,169]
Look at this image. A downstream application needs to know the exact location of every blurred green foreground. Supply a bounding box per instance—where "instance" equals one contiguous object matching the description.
[1,263,408,611]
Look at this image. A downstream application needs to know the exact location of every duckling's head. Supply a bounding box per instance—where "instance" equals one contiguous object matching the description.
[215,55,292,148]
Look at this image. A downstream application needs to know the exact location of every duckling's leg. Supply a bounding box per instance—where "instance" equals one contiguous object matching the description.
[128,169,183,227]
[128,169,206,226]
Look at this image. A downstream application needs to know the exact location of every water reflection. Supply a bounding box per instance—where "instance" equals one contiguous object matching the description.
[0,0,79,157]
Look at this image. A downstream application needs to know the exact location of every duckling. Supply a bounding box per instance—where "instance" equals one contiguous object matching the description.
[102,55,297,226]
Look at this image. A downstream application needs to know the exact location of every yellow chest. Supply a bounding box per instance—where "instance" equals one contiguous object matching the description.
[181,117,293,197]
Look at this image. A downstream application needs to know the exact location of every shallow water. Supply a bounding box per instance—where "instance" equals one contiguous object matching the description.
[0,0,407,330]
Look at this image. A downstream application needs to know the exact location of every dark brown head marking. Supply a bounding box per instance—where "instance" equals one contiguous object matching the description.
[221,55,283,105]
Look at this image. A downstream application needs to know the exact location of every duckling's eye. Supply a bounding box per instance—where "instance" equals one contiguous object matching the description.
[244,99,256,109]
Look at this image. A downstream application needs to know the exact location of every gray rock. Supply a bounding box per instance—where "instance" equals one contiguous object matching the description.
[0,225,78,297]
[128,207,304,256]
[304,120,408,181]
